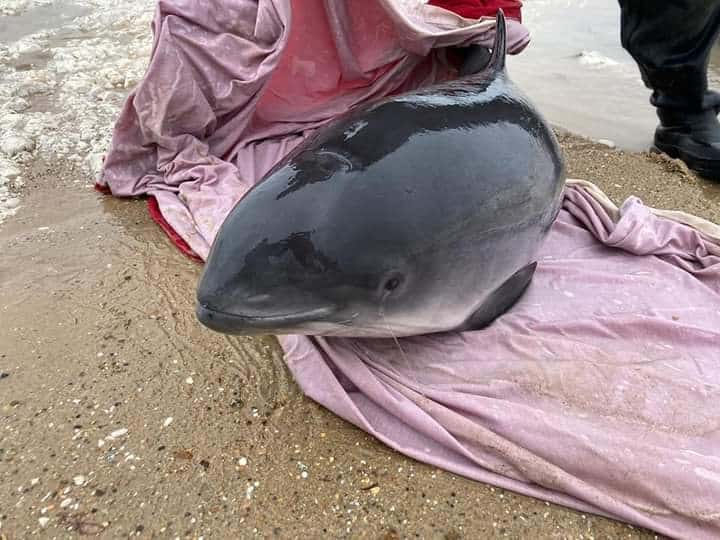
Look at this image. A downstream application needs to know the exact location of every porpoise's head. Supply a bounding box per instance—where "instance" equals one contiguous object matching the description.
[194,144,431,337]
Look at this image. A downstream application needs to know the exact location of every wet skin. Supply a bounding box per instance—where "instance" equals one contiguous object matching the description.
[196,11,566,338]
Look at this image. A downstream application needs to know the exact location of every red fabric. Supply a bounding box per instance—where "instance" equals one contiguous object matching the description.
[428,0,522,22]
[146,196,204,262]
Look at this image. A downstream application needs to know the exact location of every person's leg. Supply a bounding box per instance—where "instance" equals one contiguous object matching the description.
[619,0,720,179]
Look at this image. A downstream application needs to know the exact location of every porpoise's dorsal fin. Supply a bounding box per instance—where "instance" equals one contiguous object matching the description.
[487,9,507,73]
[458,9,507,77]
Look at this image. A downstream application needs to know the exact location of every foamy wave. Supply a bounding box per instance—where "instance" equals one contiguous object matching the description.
[575,50,620,68]
[0,0,54,16]
[0,0,154,227]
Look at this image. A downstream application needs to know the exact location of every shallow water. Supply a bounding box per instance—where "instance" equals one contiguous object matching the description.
[508,0,720,151]
[0,2,89,43]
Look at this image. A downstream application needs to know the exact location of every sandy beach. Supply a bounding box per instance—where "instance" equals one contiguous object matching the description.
[1,1,719,538]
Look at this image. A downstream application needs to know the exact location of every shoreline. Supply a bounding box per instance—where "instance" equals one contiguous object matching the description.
[0,0,154,226]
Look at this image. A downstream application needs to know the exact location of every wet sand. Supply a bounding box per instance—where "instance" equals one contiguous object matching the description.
[4,134,719,538]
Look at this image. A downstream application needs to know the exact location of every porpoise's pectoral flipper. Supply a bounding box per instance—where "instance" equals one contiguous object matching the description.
[459,262,537,331]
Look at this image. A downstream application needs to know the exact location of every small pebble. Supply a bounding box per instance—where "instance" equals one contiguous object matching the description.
[238,457,248,466]
[163,417,173,427]
[73,475,86,486]
[38,517,50,528]
[185,377,193,385]
[109,428,128,439]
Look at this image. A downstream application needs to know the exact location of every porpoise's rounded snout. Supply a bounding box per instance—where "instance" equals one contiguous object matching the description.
[195,299,337,335]
[195,303,240,334]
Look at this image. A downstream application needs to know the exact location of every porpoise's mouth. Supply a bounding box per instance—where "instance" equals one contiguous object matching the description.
[196,303,336,334]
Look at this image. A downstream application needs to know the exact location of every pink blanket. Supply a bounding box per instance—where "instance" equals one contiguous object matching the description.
[98,1,720,538]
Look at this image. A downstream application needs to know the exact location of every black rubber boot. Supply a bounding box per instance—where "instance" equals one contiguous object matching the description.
[618,0,720,181]
[653,106,720,181]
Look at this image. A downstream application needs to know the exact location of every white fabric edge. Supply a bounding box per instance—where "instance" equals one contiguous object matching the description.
[566,178,720,244]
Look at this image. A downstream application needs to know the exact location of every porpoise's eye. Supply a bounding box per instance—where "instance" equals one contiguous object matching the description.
[382,273,404,294]
[384,278,401,291]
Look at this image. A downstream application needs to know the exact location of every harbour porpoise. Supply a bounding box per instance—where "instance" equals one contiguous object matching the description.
[196,10,566,338]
